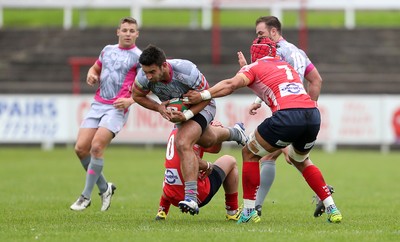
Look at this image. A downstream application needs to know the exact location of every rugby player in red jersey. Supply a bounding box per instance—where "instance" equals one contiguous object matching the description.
[155,121,241,221]
[184,37,342,224]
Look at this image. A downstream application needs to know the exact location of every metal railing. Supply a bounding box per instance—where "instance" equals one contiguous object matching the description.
[1,0,399,29]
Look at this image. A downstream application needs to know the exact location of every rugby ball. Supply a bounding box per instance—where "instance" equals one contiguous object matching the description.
[166,98,190,112]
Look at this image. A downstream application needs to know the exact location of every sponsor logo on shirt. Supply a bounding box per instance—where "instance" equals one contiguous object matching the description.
[279,82,306,97]
[164,168,183,185]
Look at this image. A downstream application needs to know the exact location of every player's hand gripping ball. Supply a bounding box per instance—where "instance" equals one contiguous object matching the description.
[166,98,191,112]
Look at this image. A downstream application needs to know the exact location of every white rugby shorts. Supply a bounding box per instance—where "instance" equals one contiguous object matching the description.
[80,101,129,135]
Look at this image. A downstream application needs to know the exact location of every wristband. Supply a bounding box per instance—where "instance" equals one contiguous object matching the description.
[200,90,212,100]
[183,110,194,120]
[254,97,263,104]
[206,162,212,171]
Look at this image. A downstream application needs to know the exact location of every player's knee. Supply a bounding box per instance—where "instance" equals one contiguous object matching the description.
[222,155,236,168]
[215,155,236,174]
[90,142,105,157]
[287,145,309,162]
[174,137,191,152]
[74,144,89,158]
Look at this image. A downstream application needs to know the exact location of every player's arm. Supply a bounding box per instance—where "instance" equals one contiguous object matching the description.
[237,52,262,114]
[198,158,210,171]
[184,73,249,104]
[113,97,135,110]
[304,67,322,101]
[188,100,210,116]
[169,100,210,123]
[86,62,101,87]
[237,51,248,67]
[131,86,158,111]
[198,158,213,179]
[248,97,263,115]
[132,85,172,121]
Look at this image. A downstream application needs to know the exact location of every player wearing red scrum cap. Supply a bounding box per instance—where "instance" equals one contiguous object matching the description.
[238,16,331,219]
[183,37,342,224]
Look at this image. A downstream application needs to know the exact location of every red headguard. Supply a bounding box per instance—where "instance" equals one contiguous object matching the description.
[250,37,277,62]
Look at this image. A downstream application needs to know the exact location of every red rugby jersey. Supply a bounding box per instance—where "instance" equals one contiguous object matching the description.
[239,56,317,113]
[162,128,210,206]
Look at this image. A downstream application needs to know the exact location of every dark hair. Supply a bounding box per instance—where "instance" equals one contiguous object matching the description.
[139,44,166,67]
[255,16,282,35]
[119,17,137,28]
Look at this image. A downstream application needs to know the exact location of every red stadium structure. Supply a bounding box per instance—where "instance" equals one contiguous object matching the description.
[68,57,97,95]
[299,0,308,52]
[211,0,309,64]
[211,0,221,65]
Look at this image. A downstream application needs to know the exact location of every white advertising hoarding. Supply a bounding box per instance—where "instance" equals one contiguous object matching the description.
[0,95,71,142]
[1,94,400,148]
[317,95,383,144]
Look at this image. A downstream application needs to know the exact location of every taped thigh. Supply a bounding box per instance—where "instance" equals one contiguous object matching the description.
[288,145,309,162]
[247,131,271,157]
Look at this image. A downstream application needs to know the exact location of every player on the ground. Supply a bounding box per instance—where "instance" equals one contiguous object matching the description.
[132,44,247,216]
[70,17,141,211]
[156,121,241,221]
[237,16,333,217]
[184,37,343,224]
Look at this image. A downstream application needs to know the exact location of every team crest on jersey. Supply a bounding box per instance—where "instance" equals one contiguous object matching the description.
[164,168,183,185]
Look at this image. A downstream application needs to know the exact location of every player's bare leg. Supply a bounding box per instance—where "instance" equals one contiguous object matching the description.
[176,121,202,215]
[214,155,241,221]
[71,127,115,211]
[197,123,248,148]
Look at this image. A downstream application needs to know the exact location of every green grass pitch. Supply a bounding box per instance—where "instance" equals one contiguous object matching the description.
[0,146,399,241]
[3,9,400,28]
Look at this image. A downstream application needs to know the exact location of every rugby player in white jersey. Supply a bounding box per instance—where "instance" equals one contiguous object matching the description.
[132,44,248,216]
[70,17,141,211]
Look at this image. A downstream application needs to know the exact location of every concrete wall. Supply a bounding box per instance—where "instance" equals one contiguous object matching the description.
[1,28,399,94]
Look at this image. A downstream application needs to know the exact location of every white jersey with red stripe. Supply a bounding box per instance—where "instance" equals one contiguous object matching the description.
[135,59,216,117]
[239,56,317,113]
[277,38,315,82]
[94,44,142,104]
[135,59,212,101]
